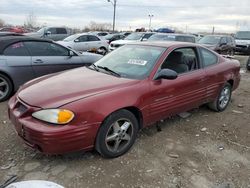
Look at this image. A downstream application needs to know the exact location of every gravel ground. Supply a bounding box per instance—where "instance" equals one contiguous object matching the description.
[0,55,249,188]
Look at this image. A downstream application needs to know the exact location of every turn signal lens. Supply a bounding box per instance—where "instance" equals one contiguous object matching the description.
[32,109,74,125]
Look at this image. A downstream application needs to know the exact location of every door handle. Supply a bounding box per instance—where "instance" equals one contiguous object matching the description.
[33,59,44,64]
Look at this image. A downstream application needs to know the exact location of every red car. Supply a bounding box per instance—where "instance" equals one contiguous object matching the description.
[8,42,241,158]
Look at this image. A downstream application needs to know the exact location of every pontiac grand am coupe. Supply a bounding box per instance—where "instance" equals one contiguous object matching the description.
[8,42,241,158]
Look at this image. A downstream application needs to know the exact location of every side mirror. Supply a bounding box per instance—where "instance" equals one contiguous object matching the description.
[155,69,178,80]
[45,31,51,35]
[69,51,74,57]
[74,39,80,42]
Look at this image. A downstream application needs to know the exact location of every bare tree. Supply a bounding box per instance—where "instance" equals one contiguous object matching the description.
[24,12,37,29]
[87,21,112,31]
[0,19,4,28]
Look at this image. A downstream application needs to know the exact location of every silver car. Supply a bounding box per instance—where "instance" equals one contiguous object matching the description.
[0,36,102,102]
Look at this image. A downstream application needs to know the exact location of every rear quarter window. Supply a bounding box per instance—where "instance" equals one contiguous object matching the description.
[200,48,218,67]
[3,42,29,56]
[56,28,67,34]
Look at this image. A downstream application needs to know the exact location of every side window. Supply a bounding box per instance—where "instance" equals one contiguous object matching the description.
[161,47,199,74]
[24,42,69,56]
[142,33,153,40]
[200,48,218,67]
[4,42,29,56]
[56,28,67,34]
[88,35,100,41]
[47,28,57,34]
[78,35,88,42]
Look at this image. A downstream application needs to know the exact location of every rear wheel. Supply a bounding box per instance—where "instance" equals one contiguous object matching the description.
[98,47,107,55]
[95,109,138,158]
[0,74,13,102]
[208,83,232,112]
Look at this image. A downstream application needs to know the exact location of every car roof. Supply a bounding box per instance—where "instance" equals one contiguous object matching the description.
[127,41,199,48]
[0,36,52,54]
[154,33,195,37]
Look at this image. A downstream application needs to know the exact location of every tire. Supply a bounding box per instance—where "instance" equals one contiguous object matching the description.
[208,83,232,112]
[95,109,139,158]
[98,47,107,55]
[246,58,250,71]
[0,74,13,102]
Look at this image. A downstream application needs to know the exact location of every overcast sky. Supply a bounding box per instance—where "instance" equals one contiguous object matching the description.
[1,0,250,33]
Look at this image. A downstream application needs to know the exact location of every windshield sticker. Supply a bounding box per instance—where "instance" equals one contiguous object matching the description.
[128,59,147,66]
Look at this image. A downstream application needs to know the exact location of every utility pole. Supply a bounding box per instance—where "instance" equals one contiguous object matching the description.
[148,14,154,31]
[107,0,117,32]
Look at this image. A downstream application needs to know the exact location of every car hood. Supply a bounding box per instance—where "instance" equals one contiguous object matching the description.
[24,32,42,37]
[111,40,137,45]
[18,67,140,108]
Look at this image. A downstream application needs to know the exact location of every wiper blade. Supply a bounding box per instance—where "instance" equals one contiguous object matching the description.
[88,64,99,72]
[97,65,121,77]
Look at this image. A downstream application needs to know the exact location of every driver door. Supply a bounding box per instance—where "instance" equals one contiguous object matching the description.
[148,47,207,123]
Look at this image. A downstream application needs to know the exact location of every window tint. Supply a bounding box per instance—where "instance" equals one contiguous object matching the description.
[220,37,227,44]
[142,33,153,40]
[56,28,67,34]
[47,28,57,34]
[4,42,29,56]
[161,47,199,74]
[78,35,88,42]
[88,35,100,41]
[24,41,69,56]
[200,48,218,67]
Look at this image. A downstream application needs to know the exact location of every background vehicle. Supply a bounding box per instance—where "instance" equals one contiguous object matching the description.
[109,32,154,51]
[9,42,240,158]
[25,27,71,41]
[58,33,109,55]
[155,28,175,33]
[105,33,125,44]
[0,36,102,102]
[148,33,196,43]
[120,32,132,37]
[198,35,235,55]
[0,27,26,33]
[235,31,250,54]
[89,31,109,37]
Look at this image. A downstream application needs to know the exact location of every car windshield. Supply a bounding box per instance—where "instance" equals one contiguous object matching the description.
[235,31,250,40]
[93,45,166,79]
[63,35,78,41]
[105,34,115,40]
[198,36,220,45]
[148,34,176,41]
[125,33,144,40]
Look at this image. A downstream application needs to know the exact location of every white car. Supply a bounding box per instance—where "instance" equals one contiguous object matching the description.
[109,32,155,51]
[58,33,109,55]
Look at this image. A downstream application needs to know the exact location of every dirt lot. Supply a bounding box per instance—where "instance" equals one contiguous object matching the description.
[0,55,249,188]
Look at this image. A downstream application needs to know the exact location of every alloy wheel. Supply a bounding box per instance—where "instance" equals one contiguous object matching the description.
[218,86,230,109]
[0,77,9,100]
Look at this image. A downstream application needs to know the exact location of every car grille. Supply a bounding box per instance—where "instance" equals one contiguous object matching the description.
[236,45,248,48]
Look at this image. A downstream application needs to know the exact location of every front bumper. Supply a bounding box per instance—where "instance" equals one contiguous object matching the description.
[8,96,100,154]
[235,45,250,54]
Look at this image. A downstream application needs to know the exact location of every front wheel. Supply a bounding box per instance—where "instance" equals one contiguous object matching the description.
[95,110,138,158]
[246,58,250,71]
[98,47,107,55]
[208,83,232,112]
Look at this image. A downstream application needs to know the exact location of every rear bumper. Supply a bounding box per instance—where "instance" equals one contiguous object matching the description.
[8,96,100,154]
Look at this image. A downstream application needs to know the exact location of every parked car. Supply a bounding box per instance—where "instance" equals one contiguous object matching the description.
[155,28,175,33]
[198,35,235,55]
[109,32,154,51]
[235,31,250,54]
[0,32,24,37]
[247,56,250,71]
[0,27,26,33]
[57,33,109,55]
[120,32,132,37]
[25,27,71,41]
[148,33,196,43]
[8,42,240,158]
[89,31,109,37]
[0,36,102,102]
[105,33,125,44]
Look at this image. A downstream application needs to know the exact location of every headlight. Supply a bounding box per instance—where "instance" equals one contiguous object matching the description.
[32,109,74,125]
